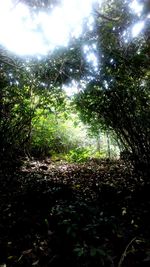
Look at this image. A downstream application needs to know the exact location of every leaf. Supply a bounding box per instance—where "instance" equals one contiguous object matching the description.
[7,256,14,260]
[32,260,39,266]
[74,247,84,257]
[22,249,32,255]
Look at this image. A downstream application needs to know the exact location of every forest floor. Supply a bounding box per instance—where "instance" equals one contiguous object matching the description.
[0,158,150,267]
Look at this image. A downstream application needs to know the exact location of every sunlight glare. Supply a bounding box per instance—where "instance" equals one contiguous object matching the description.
[0,0,101,56]
[63,80,79,96]
[130,0,143,16]
[132,20,145,37]
[83,44,98,71]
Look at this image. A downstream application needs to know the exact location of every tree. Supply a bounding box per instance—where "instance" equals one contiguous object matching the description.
[0,0,150,175]
[75,0,150,176]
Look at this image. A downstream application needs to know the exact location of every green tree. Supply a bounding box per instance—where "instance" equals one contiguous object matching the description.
[1,0,150,175]
[75,0,150,175]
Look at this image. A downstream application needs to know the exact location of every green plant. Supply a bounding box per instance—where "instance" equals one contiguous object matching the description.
[65,147,91,163]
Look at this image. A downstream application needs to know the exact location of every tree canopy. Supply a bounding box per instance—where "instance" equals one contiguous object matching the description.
[0,0,150,174]
[1,2,150,266]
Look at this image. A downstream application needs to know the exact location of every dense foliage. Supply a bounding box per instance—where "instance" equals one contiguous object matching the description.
[75,0,150,176]
[0,0,149,175]
[0,1,150,267]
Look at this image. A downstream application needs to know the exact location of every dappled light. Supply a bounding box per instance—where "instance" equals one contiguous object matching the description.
[0,1,150,266]
[83,44,98,72]
[129,0,147,38]
[63,80,79,96]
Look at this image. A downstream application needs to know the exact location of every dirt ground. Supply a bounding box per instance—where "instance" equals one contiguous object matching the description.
[0,159,150,266]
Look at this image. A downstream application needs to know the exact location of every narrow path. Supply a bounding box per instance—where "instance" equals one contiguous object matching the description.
[0,159,149,267]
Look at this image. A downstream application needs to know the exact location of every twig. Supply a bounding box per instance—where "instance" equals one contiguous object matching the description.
[94,9,120,22]
[118,237,137,267]
[98,13,120,22]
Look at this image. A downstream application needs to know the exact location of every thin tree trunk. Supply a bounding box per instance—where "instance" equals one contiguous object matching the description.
[97,130,101,153]
[106,131,111,159]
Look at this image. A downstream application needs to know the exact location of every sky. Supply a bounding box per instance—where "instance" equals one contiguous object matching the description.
[0,0,146,56]
[0,0,101,55]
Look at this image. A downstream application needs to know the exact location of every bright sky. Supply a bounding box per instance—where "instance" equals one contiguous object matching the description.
[132,20,145,37]
[130,0,143,16]
[0,0,146,57]
[0,0,102,56]
[130,0,145,38]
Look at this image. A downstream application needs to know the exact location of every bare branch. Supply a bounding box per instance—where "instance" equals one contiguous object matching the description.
[94,10,120,22]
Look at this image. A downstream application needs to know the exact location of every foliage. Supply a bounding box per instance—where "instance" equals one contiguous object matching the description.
[31,112,87,157]
[0,83,34,164]
[65,147,112,163]
[1,1,150,267]
[65,147,92,163]
[0,61,118,166]
[0,0,149,178]
[75,0,150,175]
